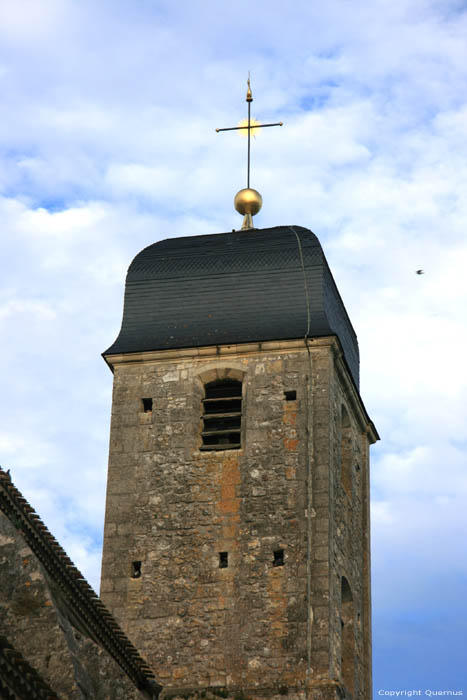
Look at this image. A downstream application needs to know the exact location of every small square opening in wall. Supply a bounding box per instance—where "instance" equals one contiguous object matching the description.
[131,561,142,578]
[273,549,284,567]
[219,552,228,568]
[284,391,297,401]
[141,398,153,413]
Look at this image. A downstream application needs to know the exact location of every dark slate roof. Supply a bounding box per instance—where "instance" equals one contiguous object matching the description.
[104,225,360,387]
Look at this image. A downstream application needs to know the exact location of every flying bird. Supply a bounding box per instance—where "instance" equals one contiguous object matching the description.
[416,269,425,275]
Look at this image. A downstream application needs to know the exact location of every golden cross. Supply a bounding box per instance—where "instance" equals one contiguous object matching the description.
[216,77,283,189]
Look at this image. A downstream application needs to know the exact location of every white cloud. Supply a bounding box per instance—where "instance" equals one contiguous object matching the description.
[374,442,467,497]
[0,298,56,321]
[0,0,69,43]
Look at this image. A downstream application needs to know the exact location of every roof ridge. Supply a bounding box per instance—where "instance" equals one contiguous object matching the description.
[132,224,317,255]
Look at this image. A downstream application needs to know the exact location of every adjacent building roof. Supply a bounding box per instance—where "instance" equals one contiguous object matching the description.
[104,225,360,387]
[0,635,60,700]
[0,468,161,700]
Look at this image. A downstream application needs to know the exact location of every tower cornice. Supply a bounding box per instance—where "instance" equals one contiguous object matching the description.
[104,335,378,442]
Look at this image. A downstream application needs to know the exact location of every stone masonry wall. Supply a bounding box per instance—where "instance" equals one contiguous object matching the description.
[101,338,373,700]
[0,510,145,700]
[327,353,372,700]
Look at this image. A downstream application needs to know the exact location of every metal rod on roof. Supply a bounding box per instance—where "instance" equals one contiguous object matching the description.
[247,98,251,188]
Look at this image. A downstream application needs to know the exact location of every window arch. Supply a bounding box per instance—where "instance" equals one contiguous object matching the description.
[341,576,355,697]
[200,378,242,451]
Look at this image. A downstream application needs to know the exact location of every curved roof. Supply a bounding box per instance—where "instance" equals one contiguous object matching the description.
[104,225,360,386]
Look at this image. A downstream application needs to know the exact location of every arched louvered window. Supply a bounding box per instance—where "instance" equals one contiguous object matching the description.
[201,379,242,451]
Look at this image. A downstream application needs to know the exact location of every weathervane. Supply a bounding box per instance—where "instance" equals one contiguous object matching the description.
[216,76,283,229]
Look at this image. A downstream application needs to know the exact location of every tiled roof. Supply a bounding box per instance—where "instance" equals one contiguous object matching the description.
[104,225,360,387]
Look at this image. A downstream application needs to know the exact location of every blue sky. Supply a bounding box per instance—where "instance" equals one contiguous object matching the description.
[1,0,466,695]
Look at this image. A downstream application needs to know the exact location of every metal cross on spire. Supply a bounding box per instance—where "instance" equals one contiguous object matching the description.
[216,77,283,229]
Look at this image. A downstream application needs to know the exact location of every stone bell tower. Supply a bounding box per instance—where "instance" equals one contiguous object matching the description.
[100,221,378,700]
[100,79,378,700]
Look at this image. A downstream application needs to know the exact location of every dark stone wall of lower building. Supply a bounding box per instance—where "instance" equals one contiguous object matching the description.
[0,510,145,699]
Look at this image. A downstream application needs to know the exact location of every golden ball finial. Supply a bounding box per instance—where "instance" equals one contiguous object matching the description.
[234,188,263,216]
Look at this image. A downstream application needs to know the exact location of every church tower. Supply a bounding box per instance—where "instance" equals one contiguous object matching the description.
[100,85,378,700]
